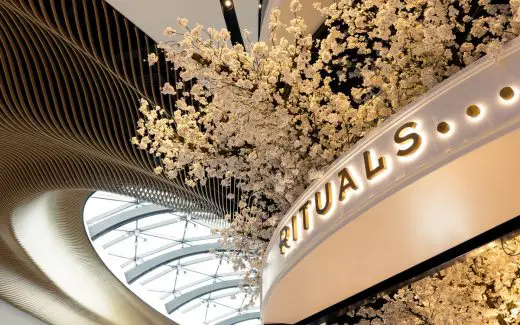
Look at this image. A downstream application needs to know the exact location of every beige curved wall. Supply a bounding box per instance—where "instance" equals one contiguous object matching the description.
[263,129,520,323]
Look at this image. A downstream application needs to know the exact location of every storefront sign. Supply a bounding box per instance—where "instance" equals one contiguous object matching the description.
[279,121,425,254]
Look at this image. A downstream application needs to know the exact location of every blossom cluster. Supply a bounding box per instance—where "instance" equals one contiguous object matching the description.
[133,0,520,300]
[350,235,520,324]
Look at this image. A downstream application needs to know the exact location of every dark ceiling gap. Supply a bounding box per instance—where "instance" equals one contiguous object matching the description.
[218,0,244,46]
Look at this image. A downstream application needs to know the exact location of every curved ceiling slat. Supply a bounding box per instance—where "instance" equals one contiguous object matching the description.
[0,0,233,219]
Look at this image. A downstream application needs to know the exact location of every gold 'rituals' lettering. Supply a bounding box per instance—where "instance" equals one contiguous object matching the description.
[278,120,430,255]
[299,200,311,230]
[394,121,422,157]
[279,226,291,254]
[291,215,298,241]
[338,167,358,201]
[363,151,387,180]
[315,182,332,215]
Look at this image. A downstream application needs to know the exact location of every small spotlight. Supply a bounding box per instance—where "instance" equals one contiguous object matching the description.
[259,4,262,9]
[499,86,515,101]
[224,0,233,8]
[466,104,481,118]
[437,121,450,134]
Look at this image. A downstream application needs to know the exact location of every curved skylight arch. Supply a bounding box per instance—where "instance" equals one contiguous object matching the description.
[84,191,260,325]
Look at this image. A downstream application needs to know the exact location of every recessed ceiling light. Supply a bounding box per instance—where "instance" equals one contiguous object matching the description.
[466,104,481,118]
[436,121,450,134]
[500,86,515,101]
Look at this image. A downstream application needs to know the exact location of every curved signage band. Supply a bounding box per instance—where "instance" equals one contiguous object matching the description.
[261,37,520,323]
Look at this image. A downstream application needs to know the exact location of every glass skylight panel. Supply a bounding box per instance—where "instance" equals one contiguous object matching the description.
[84,191,260,324]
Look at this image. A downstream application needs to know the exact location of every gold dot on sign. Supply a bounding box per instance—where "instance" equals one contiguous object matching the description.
[466,105,480,118]
[500,86,515,100]
[437,121,450,134]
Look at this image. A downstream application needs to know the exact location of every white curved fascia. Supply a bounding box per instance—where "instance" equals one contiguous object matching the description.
[261,36,520,312]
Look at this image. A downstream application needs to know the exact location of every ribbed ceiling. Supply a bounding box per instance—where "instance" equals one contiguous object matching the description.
[0,0,240,323]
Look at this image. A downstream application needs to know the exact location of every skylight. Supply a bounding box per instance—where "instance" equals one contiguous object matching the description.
[83,191,260,325]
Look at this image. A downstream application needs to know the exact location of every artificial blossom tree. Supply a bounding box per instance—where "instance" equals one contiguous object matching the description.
[133,0,520,309]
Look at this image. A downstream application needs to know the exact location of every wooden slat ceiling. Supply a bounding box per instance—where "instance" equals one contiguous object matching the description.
[0,0,235,323]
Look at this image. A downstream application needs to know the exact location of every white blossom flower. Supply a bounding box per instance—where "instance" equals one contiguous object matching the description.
[147,53,158,66]
[163,27,176,36]
[161,82,176,95]
[177,17,188,28]
[290,0,302,13]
